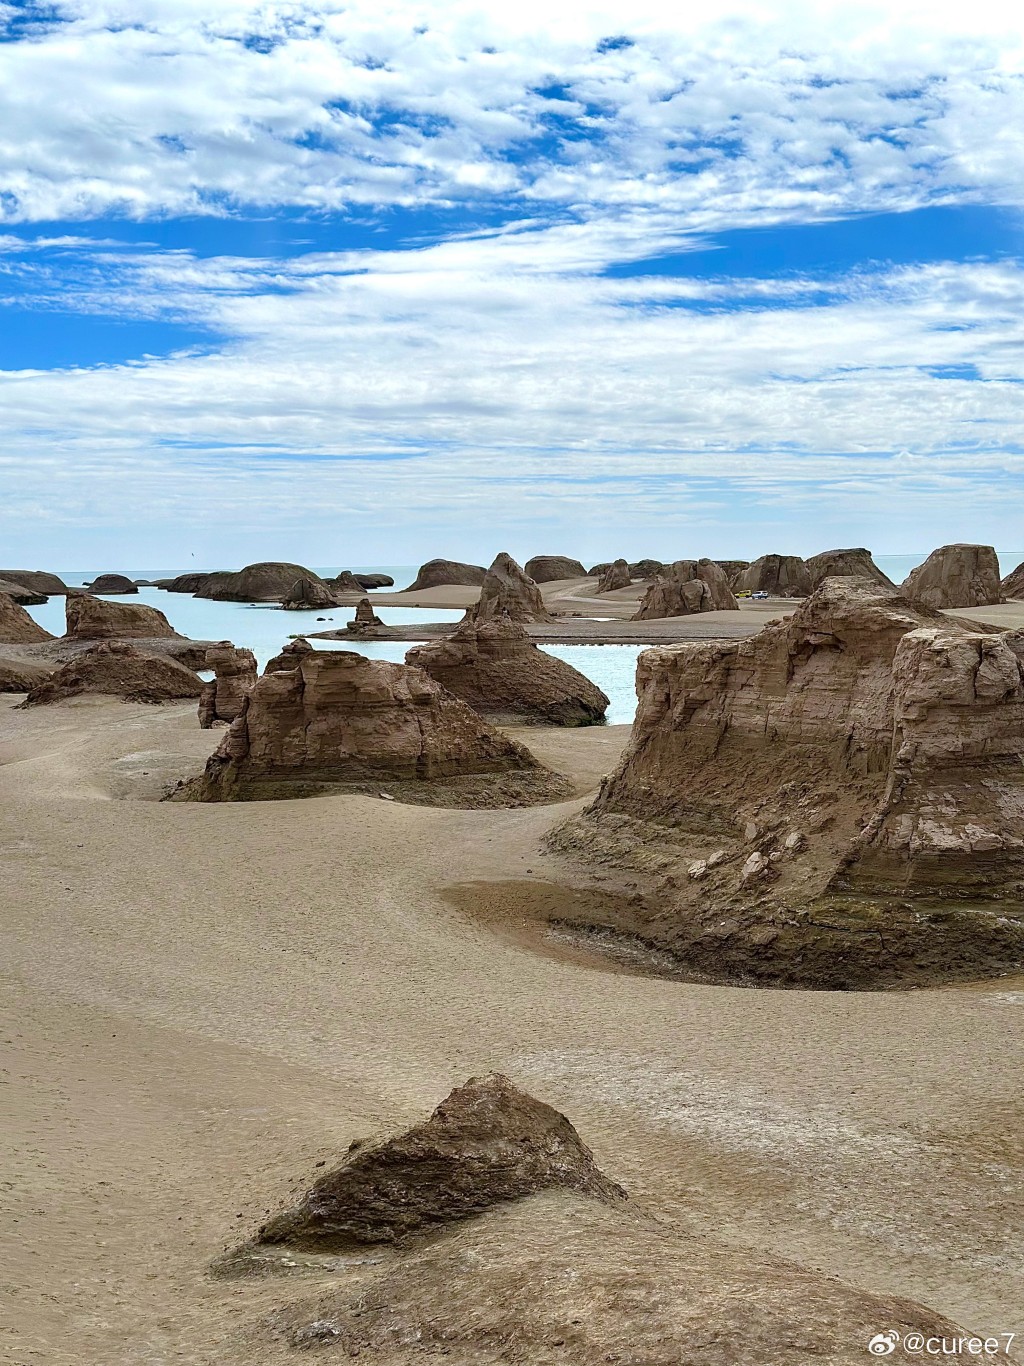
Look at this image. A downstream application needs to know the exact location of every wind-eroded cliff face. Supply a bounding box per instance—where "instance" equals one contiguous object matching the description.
[183,648,561,805]
[408,617,608,726]
[552,579,1024,987]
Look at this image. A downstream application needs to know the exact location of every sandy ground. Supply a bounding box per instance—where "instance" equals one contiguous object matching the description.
[1,696,1023,1365]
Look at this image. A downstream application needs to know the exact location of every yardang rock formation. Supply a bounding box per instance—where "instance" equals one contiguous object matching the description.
[183,647,560,804]
[403,559,487,592]
[241,1073,624,1256]
[734,553,812,597]
[552,578,1024,987]
[524,555,587,582]
[197,643,258,727]
[407,617,609,726]
[21,642,203,707]
[633,559,739,619]
[901,543,1003,609]
[65,594,182,642]
[469,553,554,624]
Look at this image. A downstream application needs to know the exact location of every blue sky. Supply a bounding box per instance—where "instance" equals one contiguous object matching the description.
[1,1,1023,568]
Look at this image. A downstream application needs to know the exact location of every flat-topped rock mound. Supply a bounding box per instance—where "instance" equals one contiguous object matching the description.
[633,559,738,619]
[85,573,138,594]
[551,578,1024,987]
[734,553,811,597]
[229,1074,624,1262]
[0,569,67,596]
[407,617,608,726]
[902,543,1003,608]
[0,591,53,644]
[324,571,365,596]
[20,641,203,707]
[65,594,182,641]
[180,648,567,806]
[1003,559,1024,601]
[403,559,487,592]
[596,558,631,593]
[0,578,47,606]
[266,1195,992,1366]
[154,572,216,594]
[353,572,394,589]
[524,555,586,582]
[806,547,894,590]
[196,561,326,602]
[197,643,257,727]
[469,552,554,624]
[281,576,341,610]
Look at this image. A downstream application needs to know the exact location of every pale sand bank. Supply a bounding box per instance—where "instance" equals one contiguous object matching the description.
[0,696,1021,1363]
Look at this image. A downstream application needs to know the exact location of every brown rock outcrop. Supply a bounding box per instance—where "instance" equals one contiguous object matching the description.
[0,578,47,605]
[714,559,750,588]
[470,553,553,624]
[633,560,739,620]
[263,636,314,674]
[323,570,365,596]
[184,648,547,802]
[806,547,894,591]
[0,570,67,595]
[20,642,203,707]
[86,573,138,594]
[403,559,487,592]
[267,1198,999,1366]
[345,598,384,635]
[524,555,587,582]
[245,1074,624,1255]
[352,572,394,589]
[552,579,1024,987]
[280,577,341,610]
[628,558,665,579]
[588,561,611,577]
[196,562,327,602]
[407,617,609,726]
[0,591,53,644]
[197,642,258,728]
[1003,559,1024,601]
[65,594,182,641]
[901,543,1003,609]
[154,572,216,594]
[596,558,631,593]
[734,553,812,597]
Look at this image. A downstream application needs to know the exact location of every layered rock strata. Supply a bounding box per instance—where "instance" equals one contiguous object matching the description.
[552,579,1024,987]
[901,543,1003,609]
[407,617,608,725]
[1002,560,1024,601]
[244,1074,624,1255]
[21,642,203,706]
[403,559,487,592]
[633,560,738,619]
[184,648,546,802]
[281,577,341,610]
[65,594,182,641]
[469,553,554,624]
[596,559,631,593]
[524,555,587,582]
[734,554,812,597]
[197,643,258,727]
[806,547,894,591]
[0,591,53,644]
[346,598,384,634]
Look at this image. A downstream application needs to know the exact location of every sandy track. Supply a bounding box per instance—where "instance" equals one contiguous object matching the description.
[1,696,1022,1363]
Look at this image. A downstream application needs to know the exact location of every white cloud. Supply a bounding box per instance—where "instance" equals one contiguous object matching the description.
[1,2,1024,223]
[1,219,1023,561]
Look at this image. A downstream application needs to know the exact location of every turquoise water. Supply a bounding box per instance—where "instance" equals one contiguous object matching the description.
[25,571,646,726]
[25,552,1024,729]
